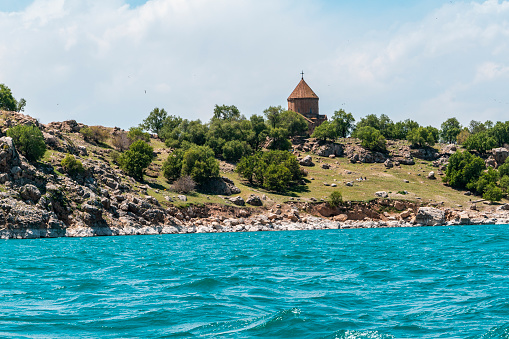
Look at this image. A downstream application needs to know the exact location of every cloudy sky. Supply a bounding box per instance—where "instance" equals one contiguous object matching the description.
[1,0,508,129]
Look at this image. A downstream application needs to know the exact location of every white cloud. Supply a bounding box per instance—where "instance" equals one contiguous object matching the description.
[1,0,509,129]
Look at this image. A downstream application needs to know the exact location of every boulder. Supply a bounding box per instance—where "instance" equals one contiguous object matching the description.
[384,159,393,168]
[178,195,187,202]
[427,171,436,180]
[299,155,314,166]
[414,207,445,226]
[375,191,388,199]
[229,196,245,206]
[441,144,457,155]
[20,184,41,203]
[321,163,330,169]
[492,147,509,167]
[246,194,262,206]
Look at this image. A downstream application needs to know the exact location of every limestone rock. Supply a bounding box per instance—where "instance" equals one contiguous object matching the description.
[321,163,330,169]
[375,191,388,199]
[427,171,436,180]
[492,147,509,167]
[414,207,445,226]
[384,159,393,169]
[20,184,41,203]
[246,194,262,206]
[178,195,187,202]
[229,196,245,206]
[299,155,314,166]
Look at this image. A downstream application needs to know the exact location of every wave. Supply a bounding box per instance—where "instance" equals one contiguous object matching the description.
[471,323,509,339]
[323,330,395,339]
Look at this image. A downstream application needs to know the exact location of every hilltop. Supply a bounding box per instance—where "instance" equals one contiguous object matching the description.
[0,110,508,239]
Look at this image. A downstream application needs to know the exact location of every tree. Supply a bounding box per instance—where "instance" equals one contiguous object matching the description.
[444,151,485,189]
[158,115,183,141]
[127,127,150,143]
[407,127,435,148]
[467,167,498,195]
[17,98,26,113]
[440,118,462,143]
[328,191,343,207]
[181,145,219,184]
[456,129,471,145]
[80,126,109,144]
[468,120,489,134]
[140,107,168,134]
[263,105,284,129]
[463,131,497,154]
[331,109,355,138]
[6,125,46,161]
[0,84,18,111]
[279,110,308,137]
[311,121,336,141]
[491,121,509,147]
[483,184,503,202]
[162,149,185,182]
[118,140,154,180]
[267,127,291,151]
[213,104,241,121]
[222,140,252,162]
[355,126,386,152]
[247,114,268,151]
[391,119,420,140]
[236,150,303,192]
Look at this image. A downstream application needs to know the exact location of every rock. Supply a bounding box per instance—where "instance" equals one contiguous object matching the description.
[165,196,173,202]
[384,159,393,169]
[485,156,496,168]
[492,147,509,167]
[331,183,337,187]
[394,201,405,210]
[20,184,41,203]
[464,191,472,196]
[299,155,314,166]
[345,182,353,186]
[200,177,240,195]
[229,196,245,206]
[375,191,388,198]
[442,144,457,155]
[323,182,330,186]
[403,179,410,183]
[498,204,509,211]
[470,204,477,210]
[321,163,330,169]
[333,214,348,222]
[246,194,262,206]
[313,142,344,157]
[178,195,187,202]
[399,209,413,219]
[414,207,445,226]
[329,155,336,159]
[427,171,436,180]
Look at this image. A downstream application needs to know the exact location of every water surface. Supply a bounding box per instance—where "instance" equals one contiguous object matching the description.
[1,225,508,338]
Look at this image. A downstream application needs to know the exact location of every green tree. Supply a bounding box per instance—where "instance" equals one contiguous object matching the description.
[17,98,26,113]
[118,140,154,180]
[140,107,168,134]
[158,115,183,140]
[498,158,509,178]
[181,145,219,184]
[444,151,485,189]
[440,118,462,143]
[328,191,343,207]
[267,127,291,151]
[463,131,497,154]
[330,109,355,138]
[491,121,509,147]
[280,110,308,137]
[311,121,336,141]
[213,104,241,121]
[407,127,435,148]
[162,149,185,181]
[236,150,303,192]
[6,125,46,161]
[263,105,284,129]
[355,126,386,152]
[247,114,268,151]
[483,184,503,202]
[391,119,420,140]
[0,84,18,111]
[222,140,252,162]
[456,129,471,144]
[467,167,498,195]
[499,175,509,193]
[127,127,150,142]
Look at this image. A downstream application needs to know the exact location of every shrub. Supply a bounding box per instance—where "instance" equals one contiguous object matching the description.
[467,167,498,195]
[499,175,509,193]
[61,153,84,176]
[328,191,343,207]
[263,163,292,192]
[111,132,132,151]
[80,126,109,143]
[354,126,386,152]
[6,125,46,161]
[407,127,435,148]
[127,127,150,143]
[172,175,196,194]
[118,140,154,180]
[162,149,185,181]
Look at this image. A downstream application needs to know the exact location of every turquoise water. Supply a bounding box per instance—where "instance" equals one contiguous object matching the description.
[1,225,508,338]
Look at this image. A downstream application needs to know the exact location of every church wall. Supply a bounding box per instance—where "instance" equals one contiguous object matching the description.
[288,98,319,118]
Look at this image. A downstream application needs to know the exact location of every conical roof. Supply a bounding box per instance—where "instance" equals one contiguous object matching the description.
[288,78,319,100]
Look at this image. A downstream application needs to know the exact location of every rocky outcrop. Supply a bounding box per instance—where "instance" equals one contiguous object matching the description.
[299,155,314,166]
[414,207,445,226]
[492,147,509,168]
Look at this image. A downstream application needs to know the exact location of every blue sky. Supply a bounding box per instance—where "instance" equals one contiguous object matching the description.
[1,0,508,129]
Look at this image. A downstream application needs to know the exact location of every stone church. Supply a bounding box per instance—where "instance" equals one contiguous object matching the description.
[287,73,327,134]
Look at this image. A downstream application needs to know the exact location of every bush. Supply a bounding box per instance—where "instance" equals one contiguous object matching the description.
[499,175,509,193]
[6,125,46,161]
[444,151,485,189]
[118,140,154,180]
[328,191,343,207]
[127,127,150,143]
[354,126,386,152]
[263,163,292,192]
[407,127,435,147]
[162,149,185,181]
[172,175,196,194]
[467,167,498,195]
[61,153,84,176]
[80,126,109,143]
[111,132,132,151]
